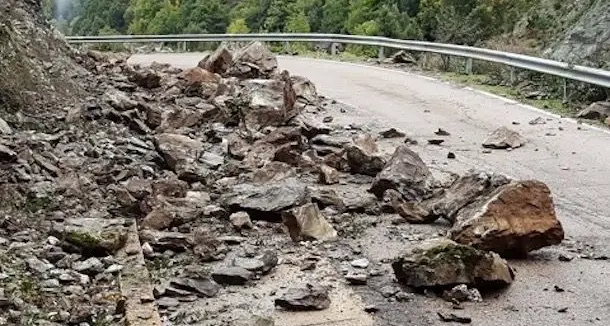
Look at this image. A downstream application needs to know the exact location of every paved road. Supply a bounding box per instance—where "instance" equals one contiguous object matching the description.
[129,53,610,325]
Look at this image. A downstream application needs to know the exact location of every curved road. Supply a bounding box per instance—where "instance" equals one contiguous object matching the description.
[129,53,610,325]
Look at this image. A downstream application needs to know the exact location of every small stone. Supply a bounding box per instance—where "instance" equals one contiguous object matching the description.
[428,139,445,145]
[275,284,330,311]
[364,305,379,313]
[230,212,254,230]
[350,258,370,269]
[435,128,451,136]
[554,285,565,293]
[26,257,53,274]
[41,279,60,288]
[443,284,483,303]
[104,264,123,274]
[557,307,568,313]
[558,254,574,262]
[157,297,180,308]
[318,165,340,185]
[380,128,406,138]
[380,285,399,298]
[395,291,414,302]
[345,274,367,285]
[447,152,456,159]
[47,236,60,246]
[170,278,220,297]
[323,116,334,123]
[212,267,252,285]
[233,257,266,272]
[73,257,104,275]
[438,312,472,323]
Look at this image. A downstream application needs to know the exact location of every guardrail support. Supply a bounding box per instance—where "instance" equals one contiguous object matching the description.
[181,41,187,52]
[509,68,516,85]
[563,79,568,103]
[331,43,338,56]
[283,41,291,54]
[465,58,473,75]
[378,46,385,60]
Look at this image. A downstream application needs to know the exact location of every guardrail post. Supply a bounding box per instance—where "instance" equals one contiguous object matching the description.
[465,58,473,75]
[181,41,187,52]
[378,46,385,60]
[563,79,568,102]
[283,41,291,54]
[509,68,516,84]
[331,43,338,56]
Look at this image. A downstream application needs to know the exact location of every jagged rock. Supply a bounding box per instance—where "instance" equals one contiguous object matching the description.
[350,258,370,269]
[169,278,220,297]
[103,89,139,111]
[179,67,220,96]
[449,180,564,256]
[345,273,368,285]
[227,41,278,79]
[251,162,297,183]
[55,218,128,257]
[438,312,472,324]
[318,164,340,185]
[423,171,510,223]
[73,257,104,275]
[346,136,386,176]
[230,212,254,230]
[311,134,352,148]
[576,101,610,120]
[311,188,347,212]
[380,128,406,138]
[291,75,318,103]
[392,238,514,289]
[0,144,17,162]
[154,133,210,182]
[198,46,233,74]
[212,267,253,285]
[152,177,189,198]
[370,145,433,199]
[26,257,54,274]
[127,68,161,89]
[0,118,13,134]
[224,178,310,219]
[443,284,483,303]
[292,115,332,138]
[139,230,192,252]
[259,250,279,273]
[482,127,526,149]
[233,257,266,272]
[275,284,331,311]
[238,77,298,131]
[282,203,338,242]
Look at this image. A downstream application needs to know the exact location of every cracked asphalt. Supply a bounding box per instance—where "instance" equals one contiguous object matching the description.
[129,53,610,326]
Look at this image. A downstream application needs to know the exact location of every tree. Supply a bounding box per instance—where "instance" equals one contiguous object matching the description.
[285,12,311,33]
[73,0,128,35]
[227,18,251,34]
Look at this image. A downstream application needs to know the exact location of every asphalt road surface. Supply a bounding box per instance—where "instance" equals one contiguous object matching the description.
[129,53,610,326]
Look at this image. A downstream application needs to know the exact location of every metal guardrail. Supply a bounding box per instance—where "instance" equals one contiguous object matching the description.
[65,33,610,88]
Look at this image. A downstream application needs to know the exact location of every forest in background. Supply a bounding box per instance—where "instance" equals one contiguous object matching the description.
[43,0,587,53]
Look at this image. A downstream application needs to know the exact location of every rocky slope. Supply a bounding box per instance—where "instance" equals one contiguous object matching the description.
[0,1,571,326]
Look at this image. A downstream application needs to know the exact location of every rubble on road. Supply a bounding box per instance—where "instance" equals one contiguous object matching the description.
[482,127,526,149]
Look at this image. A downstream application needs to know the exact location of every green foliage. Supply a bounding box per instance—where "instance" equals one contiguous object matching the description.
[227,18,251,34]
[72,0,129,36]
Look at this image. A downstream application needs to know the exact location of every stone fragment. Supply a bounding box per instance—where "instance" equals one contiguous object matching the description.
[154,133,209,182]
[230,212,254,230]
[442,284,483,303]
[169,278,220,297]
[227,42,278,79]
[211,267,253,285]
[238,77,298,132]
[275,284,331,311]
[345,274,368,285]
[346,137,386,177]
[318,164,340,185]
[282,203,338,242]
[482,127,526,149]
[198,46,233,74]
[576,101,610,120]
[380,128,406,138]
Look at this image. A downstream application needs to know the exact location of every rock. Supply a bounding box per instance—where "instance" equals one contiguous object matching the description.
[275,284,331,311]
[605,117,610,127]
[380,128,406,138]
[282,203,338,242]
[345,273,368,285]
[104,264,123,274]
[0,288,9,308]
[312,134,352,148]
[576,101,610,120]
[238,77,298,131]
[529,117,546,125]
[323,116,333,123]
[104,89,139,111]
[0,118,13,134]
[154,133,209,182]
[447,152,456,159]
[198,46,233,74]
[127,68,161,89]
[229,211,254,230]
[443,284,483,303]
[157,297,180,309]
[227,41,278,79]
[370,145,433,200]
[291,75,318,103]
[350,258,370,269]
[169,278,220,297]
[211,267,253,285]
[259,251,279,274]
[237,315,275,326]
[251,162,297,183]
[140,230,192,252]
[318,164,340,185]
[56,218,128,257]
[449,180,564,256]
[73,257,104,275]
[224,178,310,219]
[438,312,472,324]
[387,50,417,64]
[346,138,386,177]
[435,128,451,136]
[293,115,332,138]
[384,189,433,223]
[392,238,514,289]
[179,67,219,95]
[0,144,17,161]
[26,257,53,274]
[233,257,267,273]
[428,139,445,145]
[482,127,526,149]
[41,279,61,288]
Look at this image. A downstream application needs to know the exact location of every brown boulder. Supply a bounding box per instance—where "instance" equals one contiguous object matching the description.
[369,145,433,199]
[318,165,340,185]
[482,127,526,149]
[576,101,610,120]
[198,46,233,74]
[179,67,220,96]
[282,203,337,242]
[238,77,299,131]
[291,75,318,103]
[153,133,211,182]
[227,41,278,79]
[449,180,564,256]
[346,134,385,176]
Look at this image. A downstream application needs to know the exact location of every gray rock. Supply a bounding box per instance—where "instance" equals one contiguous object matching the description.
[318,165,340,185]
[198,46,233,74]
[73,257,104,275]
[233,257,266,272]
[350,258,370,269]
[0,118,12,134]
[259,250,279,274]
[392,238,514,289]
[443,284,483,303]
[230,212,254,230]
[379,128,406,138]
[438,312,472,324]
[157,297,180,309]
[154,133,210,182]
[282,203,338,242]
[41,279,60,288]
[104,264,123,274]
[227,41,278,79]
[291,76,318,104]
[26,257,53,274]
[169,278,220,297]
[212,267,253,285]
[345,274,368,285]
[275,284,331,311]
[576,101,610,120]
[370,145,433,200]
[482,127,526,149]
[346,135,386,176]
[238,77,299,132]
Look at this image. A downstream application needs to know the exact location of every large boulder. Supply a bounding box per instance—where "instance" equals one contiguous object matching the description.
[369,145,433,199]
[576,101,610,120]
[482,127,526,149]
[178,67,220,97]
[392,238,514,289]
[282,203,338,242]
[449,180,564,256]
[346,134,385,176]
[198,46,233,74]
[227,42,278,79]
[290,76,318,103]
[223,178,310,220]
[237,77,299,131]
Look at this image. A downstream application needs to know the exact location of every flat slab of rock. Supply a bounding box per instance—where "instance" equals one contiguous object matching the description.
[169,278,220,297]
[154,133,210,182]
[53,218,128,257]
[224,178,310,218]
[212,266,253,285]
[370,145,433,199]
[275,284,331,311]
[392,238,514,289]
[576,101,610,120]
[482,127,526,149]
[198,46,233,74]
[282,203,338,242]
[449,180,564,256]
